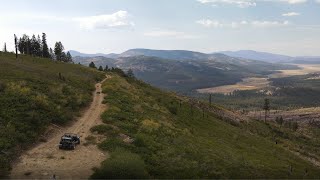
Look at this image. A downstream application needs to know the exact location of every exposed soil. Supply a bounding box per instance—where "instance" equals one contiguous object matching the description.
[10,78,109,179]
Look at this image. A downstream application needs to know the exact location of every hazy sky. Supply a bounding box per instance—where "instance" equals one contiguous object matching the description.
[0,0,319,56]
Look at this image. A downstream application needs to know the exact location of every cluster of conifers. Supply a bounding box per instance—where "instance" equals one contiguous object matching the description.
[2,33,72,63]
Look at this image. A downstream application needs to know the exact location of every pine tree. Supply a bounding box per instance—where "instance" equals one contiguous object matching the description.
[14,34,18,58]
[104,65,109,71]
[37,35,42,57]
[61,52,67,62]
[98,66,104,71]
[30,35,38,56]
[3,43,7,52]
[42,33,50,58]
[89,62,96,68]
[49,48,55,60]
[54,42,64,61]
[66,51,73,62]
[18,37,24,54]
[263,98,270,123]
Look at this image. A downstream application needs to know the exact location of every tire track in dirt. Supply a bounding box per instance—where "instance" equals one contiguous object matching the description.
[10,77,109,179]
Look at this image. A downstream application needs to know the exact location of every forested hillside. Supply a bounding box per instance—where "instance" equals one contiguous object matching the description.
[0,52,104,177]
[89,71,320,178]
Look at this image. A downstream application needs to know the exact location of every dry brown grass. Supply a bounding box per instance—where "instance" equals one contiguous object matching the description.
[269,64,320,78]
[197,77,270,94]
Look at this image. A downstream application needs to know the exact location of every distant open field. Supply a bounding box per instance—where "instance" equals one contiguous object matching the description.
[197,77,270,94]
[269,64,320,78]
[197,64,320,94]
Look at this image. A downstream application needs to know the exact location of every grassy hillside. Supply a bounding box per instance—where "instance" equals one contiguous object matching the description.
[91,72,320,178]
[0,52,104,177]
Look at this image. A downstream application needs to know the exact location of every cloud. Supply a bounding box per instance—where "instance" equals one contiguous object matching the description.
[75,11,134,30]
[197,0,256,8]
[196,19,224,28]
[315,0,320,3]
[251,20,290,27]
[282,12,300,16]
[197,19,290,28]
[197,0,308,6]
[280,0,307,3]
[144,30,201,39]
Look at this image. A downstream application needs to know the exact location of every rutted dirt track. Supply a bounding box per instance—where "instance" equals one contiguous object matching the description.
[11,78,109,179]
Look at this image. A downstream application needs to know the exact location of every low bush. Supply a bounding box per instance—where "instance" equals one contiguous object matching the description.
[91,149,149,179]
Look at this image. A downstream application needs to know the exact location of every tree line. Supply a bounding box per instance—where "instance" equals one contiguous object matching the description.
[4,33,73,62]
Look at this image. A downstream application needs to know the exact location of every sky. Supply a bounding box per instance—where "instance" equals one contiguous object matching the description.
[0,0,319,56]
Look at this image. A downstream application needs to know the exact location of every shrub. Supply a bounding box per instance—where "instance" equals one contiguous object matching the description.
[91,149,149,179]
[98,138,132,152]
[167,105,178,115]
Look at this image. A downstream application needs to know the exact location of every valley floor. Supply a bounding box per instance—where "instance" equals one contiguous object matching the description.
[10,78,109,179]
[197,64,320,95]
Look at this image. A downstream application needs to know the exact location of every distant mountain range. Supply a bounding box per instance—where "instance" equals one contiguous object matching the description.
[72,49,298,93]
[70,49,320,64]
[219,50,320,63]
[218,50,292,63]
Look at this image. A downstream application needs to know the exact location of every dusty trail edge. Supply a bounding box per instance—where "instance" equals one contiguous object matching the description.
[10,76,110,179]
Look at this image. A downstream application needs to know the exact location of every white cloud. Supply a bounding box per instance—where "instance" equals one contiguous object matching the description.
[197,0,308,6]
[144,30,201,39]
[251,20,290,27]
[197,19,290,28]
[196,19,224,28]
[197,0,256,8]
[280,0,307,4]
[315,0,320,3]
[75,11,134,30]
[282,12,300,16]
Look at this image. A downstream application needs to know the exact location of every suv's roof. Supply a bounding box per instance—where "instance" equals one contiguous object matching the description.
[64,133,78,136]
[61,136,72,140]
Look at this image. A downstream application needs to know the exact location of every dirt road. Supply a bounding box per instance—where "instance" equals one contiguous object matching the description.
[10,78,109,179]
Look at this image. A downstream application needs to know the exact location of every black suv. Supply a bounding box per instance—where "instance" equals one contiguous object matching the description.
[58,133,80,150]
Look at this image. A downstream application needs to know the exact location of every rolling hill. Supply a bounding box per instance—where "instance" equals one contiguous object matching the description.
[0,52,105,177]
[73,52,297,93]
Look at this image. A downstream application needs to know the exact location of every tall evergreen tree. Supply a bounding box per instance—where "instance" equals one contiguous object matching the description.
[98,66,104,71]
[66,51,73,62]
[37,35,42,57]
[61,52,67,62]
[104,65,109,71]
[263,98,270,123]
[18,37,24,54]
[3,43,7,52]
[41,33,50,58]
[30,35,38,56]
[14,34,18,58]
[49,48,55,60]
[89,62,96,68]
[54,42,64,61]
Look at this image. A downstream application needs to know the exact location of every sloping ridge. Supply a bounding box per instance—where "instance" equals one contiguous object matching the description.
[10,77,109,179]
